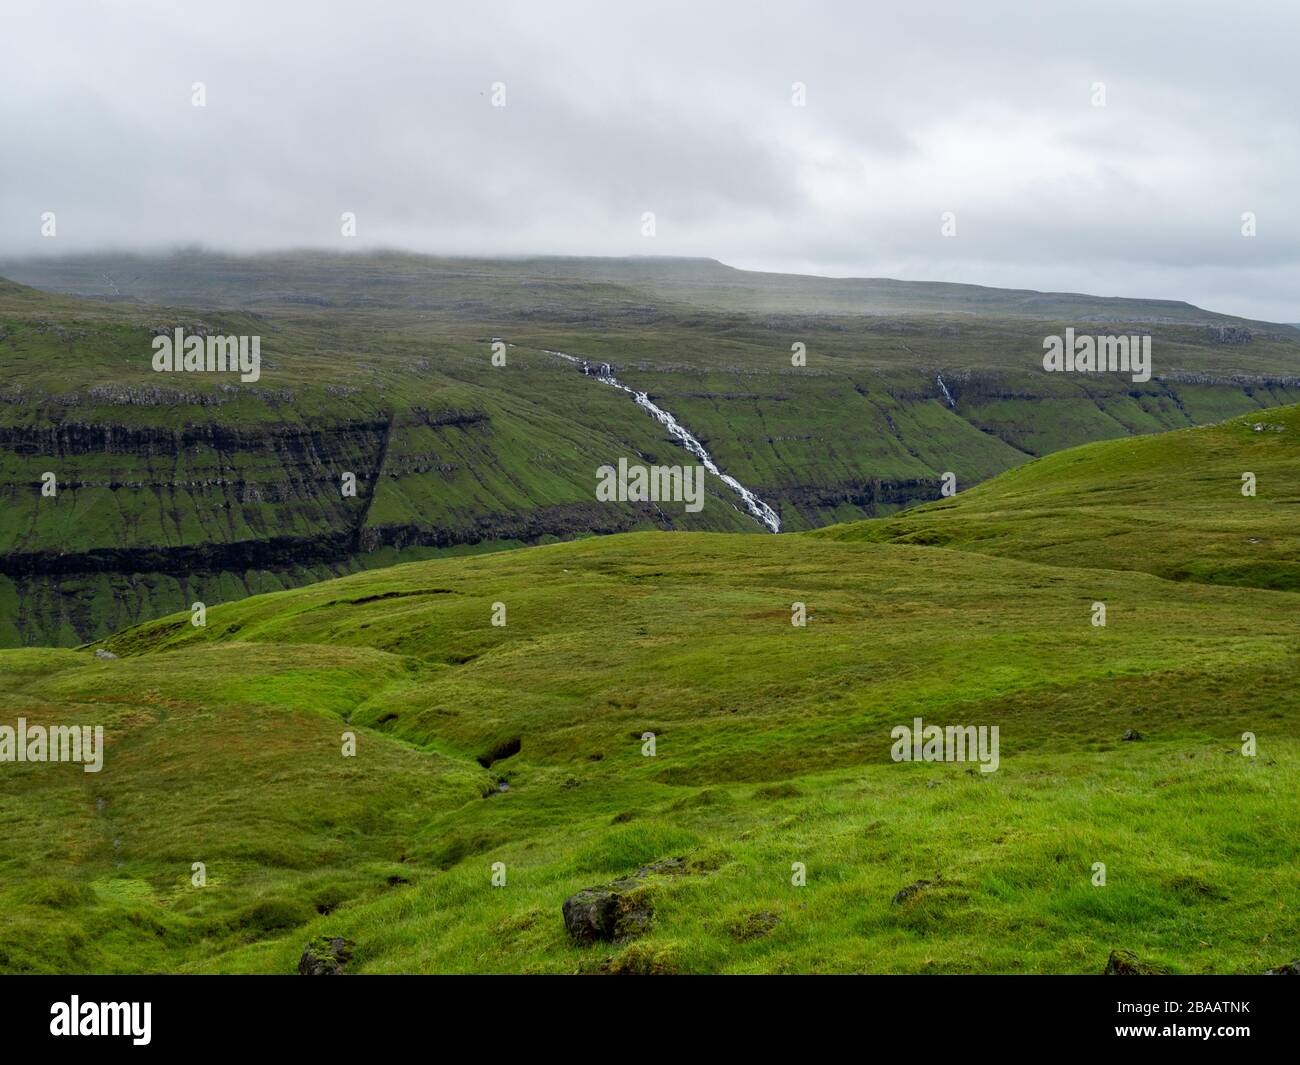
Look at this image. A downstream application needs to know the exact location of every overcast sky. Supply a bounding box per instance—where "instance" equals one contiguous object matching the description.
[2,0,1297,320]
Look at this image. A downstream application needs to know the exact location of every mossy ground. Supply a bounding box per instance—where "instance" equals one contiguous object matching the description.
[1,430,1297,972]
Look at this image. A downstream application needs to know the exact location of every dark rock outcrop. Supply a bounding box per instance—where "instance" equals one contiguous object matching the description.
[298,936,354,975]
[765,477,940,522]
[1205,325,1252,345]
[562,856,688,943]
[563,887,654,943]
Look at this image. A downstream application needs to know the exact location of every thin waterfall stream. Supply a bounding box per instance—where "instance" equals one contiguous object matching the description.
[544,349,782,532]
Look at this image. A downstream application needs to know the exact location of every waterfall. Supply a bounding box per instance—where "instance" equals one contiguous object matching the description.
[545,350,782,532]
[936,372,956,408]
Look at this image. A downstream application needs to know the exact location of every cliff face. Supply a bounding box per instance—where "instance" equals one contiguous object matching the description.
[0,405,716,646]
[9,366,1296,648]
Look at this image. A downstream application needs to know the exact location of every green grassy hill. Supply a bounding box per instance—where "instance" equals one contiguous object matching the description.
[1,404,1297,974]
[5,253,1300,647]
[812,404,1300,591]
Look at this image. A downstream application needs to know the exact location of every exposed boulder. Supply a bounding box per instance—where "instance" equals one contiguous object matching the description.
[1265,959,1300,975]
[562,887,654,943]
[1121,729,1144,741]
[562,856,688,943]
[93,648,118,660]
[298,936,354,975]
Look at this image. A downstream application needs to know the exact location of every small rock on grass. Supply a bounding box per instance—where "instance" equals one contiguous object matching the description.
[298,936,354,975]
[562,856,688,943]
[563,887,653,943]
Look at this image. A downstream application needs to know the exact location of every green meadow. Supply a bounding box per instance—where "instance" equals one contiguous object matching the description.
[1,403,1297,973]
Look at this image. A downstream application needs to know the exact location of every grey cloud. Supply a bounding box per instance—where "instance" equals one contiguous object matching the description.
[1,0,1296,320]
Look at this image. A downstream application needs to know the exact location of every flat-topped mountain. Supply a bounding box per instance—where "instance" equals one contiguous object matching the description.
[2,250,1287,326]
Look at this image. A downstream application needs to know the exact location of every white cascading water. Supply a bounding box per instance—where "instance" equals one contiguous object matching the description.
[936,372,956,408]
[545,350,782,532]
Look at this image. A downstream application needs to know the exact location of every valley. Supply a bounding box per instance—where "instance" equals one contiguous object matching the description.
[3,253,1300,647]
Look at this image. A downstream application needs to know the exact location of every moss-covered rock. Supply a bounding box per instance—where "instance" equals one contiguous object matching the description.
[298,936,354,976]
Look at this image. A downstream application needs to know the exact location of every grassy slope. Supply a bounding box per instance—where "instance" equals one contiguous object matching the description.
[812,403,1300,592]
[2,407,1298,973]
